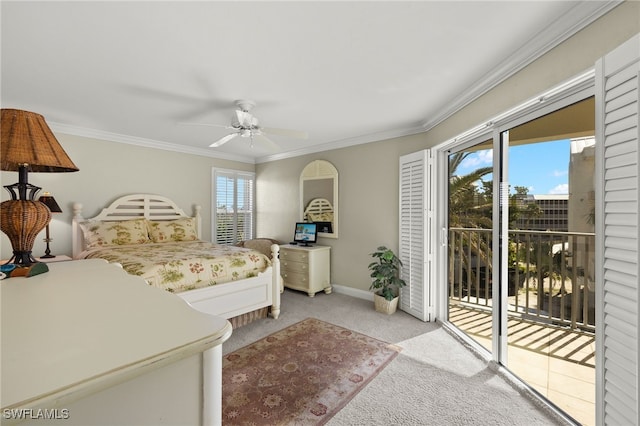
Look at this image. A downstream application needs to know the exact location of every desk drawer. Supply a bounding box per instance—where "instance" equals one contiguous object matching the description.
[281,249,309,263]
[282,271,309,287]
[281,260,308,274]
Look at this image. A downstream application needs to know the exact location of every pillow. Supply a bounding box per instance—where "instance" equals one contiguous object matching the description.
[307,212,333,222]
[80,218,150,249]
[236,238,281,258]
[148,217,198,243]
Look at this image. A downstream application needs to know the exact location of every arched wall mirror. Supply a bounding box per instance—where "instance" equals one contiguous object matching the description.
[300,160,338,239]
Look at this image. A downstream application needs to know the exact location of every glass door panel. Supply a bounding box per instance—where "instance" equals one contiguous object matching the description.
[447,140,494,353]
[504,99,596,426]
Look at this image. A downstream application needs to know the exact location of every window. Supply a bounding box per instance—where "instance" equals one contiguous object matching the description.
[212,168,255,244]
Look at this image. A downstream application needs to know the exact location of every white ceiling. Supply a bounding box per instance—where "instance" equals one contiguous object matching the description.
[1,1,616,164]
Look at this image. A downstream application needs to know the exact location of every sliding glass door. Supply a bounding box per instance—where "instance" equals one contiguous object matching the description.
[445,97,596,425]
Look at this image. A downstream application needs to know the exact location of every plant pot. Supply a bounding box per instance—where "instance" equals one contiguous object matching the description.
[374,293,399,315]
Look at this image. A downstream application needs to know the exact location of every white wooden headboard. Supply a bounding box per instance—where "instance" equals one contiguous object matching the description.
[72,194,202,259]
[303,198,334,220]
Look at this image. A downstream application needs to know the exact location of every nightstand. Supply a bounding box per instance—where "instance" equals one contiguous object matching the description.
[280,244,331,297]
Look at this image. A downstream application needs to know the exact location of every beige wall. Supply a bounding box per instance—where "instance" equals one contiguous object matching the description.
[257,1,640,292]
[0,133,254,259]
[256,133,427,292]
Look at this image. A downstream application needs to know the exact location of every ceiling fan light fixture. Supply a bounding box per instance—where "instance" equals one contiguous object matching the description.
[191,99,306,150]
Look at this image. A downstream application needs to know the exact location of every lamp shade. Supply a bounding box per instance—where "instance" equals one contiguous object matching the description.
[1,109,78,266]
[1,109,79,173]
[38,192,62,213]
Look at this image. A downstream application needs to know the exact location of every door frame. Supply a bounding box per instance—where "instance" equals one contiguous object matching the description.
[433,69,596,362]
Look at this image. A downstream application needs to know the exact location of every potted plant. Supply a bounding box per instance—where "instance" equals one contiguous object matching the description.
[368,246,407,314]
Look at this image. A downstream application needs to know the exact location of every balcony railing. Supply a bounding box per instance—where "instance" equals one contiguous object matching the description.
[449,228,596,332]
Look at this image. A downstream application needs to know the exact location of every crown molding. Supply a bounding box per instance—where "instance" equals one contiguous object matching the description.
[420,0,621,133]
[255,124,426,164]
[49,122,256,164]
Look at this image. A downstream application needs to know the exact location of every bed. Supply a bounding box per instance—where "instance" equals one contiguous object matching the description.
[72,194,281,322]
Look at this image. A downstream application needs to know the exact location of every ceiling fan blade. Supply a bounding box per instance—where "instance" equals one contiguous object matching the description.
[261,127,308,139]
[210,133,239,147]
[179,122,231,129]
[257,134,281,151]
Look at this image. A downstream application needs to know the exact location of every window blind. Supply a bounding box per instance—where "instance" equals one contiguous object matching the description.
[213,169,255,245]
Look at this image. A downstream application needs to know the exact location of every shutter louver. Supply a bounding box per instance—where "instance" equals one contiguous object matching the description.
[597,34,639,426]
[237,173,255,242]
[399,151,432,321]
[213,169,255,245]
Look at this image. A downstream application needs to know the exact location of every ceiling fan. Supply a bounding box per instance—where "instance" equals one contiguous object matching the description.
[182,100,308,149]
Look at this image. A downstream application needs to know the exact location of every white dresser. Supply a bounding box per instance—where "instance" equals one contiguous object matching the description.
[280,244,331,297]
[1,259,232,426]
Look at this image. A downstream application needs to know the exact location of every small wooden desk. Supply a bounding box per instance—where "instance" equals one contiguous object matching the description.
[1,259,232,425]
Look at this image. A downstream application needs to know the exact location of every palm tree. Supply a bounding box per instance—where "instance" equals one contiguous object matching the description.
[448,152,493,296]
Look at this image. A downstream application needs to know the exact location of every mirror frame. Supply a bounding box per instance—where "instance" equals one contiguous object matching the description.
[300,160,338,239]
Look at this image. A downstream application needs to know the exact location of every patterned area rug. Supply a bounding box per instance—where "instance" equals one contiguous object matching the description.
[222,318,401,425]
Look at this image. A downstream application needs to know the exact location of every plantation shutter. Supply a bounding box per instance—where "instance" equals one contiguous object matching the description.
[399,150,433,321]
[237,172,255,242]
[596,34,639,426]
[213,169,255,244]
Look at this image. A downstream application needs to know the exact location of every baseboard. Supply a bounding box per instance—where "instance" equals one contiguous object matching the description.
[331,284,373,301]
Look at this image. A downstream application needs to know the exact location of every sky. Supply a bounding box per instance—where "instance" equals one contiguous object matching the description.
[456,139,571,195]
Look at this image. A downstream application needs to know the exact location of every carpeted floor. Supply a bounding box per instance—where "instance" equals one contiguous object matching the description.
[224,289,570,426]
[222,318,400,425]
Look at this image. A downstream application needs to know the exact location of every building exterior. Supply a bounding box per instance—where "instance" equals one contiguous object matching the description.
[515,194,569,231]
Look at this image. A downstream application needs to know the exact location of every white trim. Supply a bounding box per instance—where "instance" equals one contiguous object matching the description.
[255,125,425,164]
[331,284,373,301]
[50,122,256,164]
[433,69,595,152]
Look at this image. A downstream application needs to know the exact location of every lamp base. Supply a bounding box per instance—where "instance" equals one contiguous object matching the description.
[0,199,51,267]
[7,251,39,266]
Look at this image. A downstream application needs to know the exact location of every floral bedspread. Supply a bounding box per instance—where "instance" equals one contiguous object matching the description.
[81,241,271,293]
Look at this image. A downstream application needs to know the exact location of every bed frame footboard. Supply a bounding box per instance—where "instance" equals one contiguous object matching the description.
[179,244,281,320]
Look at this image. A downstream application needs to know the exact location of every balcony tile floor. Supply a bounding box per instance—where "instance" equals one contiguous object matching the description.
[450,304,595,426]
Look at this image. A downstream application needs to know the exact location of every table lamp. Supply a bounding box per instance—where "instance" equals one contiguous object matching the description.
[1,109,79,273]
[38,192,63,258]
